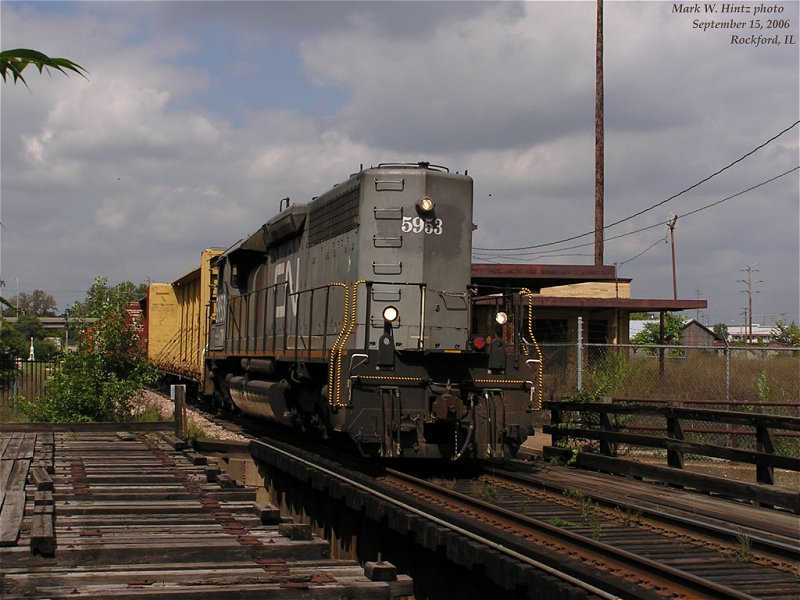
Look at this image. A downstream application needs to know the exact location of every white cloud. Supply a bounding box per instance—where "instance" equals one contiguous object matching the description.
[0,1,797,325]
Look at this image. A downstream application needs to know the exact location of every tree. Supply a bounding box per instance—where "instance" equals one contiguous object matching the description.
[771,319,800,347]
[1,48,87,88]
[23,277,155,422]
[0,315,59,361]
[2,290,58,317]
[631,312,686,346]
[70,278,147,319]
[713,323,729,342]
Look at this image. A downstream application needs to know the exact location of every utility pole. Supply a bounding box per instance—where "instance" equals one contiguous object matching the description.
[667,215,678,300]
[738,264,762,345]
[694,286,702,322]
[594,0,605,266]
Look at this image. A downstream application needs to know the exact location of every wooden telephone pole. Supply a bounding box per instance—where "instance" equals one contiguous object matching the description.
[595,0,605,267]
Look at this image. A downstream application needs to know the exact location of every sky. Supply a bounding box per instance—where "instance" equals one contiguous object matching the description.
[1,0,798,328]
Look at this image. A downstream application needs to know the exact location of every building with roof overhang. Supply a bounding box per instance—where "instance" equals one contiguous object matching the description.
[471,264,707,399]
[472,263,706,344]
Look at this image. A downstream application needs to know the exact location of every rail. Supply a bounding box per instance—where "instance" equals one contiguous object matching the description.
[543,399,800,512]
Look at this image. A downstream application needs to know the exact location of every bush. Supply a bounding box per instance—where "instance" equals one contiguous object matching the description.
[22,277,155,422]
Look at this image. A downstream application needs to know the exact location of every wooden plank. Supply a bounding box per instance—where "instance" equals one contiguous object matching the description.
[1,428,410,600]
[30,466,53,491]
[4,459,30,491]
[34,489,54,506]
[543,446,800,512]
[1,432,23,460]
[543,400,800,431]
[0,457,13,492]
[161,433,187,451]
[0,422,173,433]
[0,490,25,546]
[18,433,36,459]
[183,451,207,466]
[542,425,800,471]
[31,505,55,556]
[0,432,13,457]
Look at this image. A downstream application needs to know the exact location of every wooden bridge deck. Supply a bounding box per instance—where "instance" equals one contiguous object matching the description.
[0,426,411,599]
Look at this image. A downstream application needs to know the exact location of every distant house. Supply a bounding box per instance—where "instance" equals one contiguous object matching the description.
[681,319,722,348]
[727,324,774,345]
[628,318,722,351]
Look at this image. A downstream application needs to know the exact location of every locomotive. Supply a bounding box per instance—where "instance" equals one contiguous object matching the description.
[148,163,543,460]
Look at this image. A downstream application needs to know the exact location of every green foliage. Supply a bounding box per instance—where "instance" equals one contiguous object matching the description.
[713,322,729,341]
[1,48,87,88]
[756,369,772,403]
[548,517,579,528]
[631,312,686,353]
[2,290,58,317]
[479,482,499,502]
[186,422,210,441]
[771,319,800,347]
[563,489,603,540]
[732,529,753,562]
[0,315,60,361]
[22,352,144,421]
[69,277,147,319]
[22,277,155,422]
[0,321,25,360]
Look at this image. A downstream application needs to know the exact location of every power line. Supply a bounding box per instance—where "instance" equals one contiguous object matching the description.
[613,165,799,266]
[618,237,666,267]
[473,120,799,252]
[473,164,799,264]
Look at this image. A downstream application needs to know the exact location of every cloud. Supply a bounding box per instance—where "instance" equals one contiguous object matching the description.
[1,1,797,326]
[300,3,595,152]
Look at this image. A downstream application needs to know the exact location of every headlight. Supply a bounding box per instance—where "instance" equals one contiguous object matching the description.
[495,311,509,325]
[417,196,434,213]
[382,305,399,322]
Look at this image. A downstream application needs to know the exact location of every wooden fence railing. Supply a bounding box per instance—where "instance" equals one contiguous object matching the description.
[543,399,800,513]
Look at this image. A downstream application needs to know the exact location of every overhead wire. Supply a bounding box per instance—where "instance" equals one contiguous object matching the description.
[473,120,799,253]
[613,165,799,268]
[472,164,799,264]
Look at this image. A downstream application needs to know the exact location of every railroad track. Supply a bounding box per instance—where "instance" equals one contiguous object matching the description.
[481,460,800,564]
[381,467,799,600]
[173,396,800,599]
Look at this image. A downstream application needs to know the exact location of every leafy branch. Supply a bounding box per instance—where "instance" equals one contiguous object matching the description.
[1,48,87,89]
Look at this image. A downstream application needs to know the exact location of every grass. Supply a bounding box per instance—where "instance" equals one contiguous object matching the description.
[479,482,499,502]
[544,346,799,406]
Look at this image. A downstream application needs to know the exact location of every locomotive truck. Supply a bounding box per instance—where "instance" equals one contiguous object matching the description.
[146,163,543,460]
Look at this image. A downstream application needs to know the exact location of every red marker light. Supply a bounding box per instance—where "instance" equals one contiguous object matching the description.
[472,336,486,351]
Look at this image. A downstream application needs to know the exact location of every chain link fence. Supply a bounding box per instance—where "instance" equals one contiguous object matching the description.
[540,342,798,409]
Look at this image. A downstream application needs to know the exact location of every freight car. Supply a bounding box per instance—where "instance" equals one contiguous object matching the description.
[145,249,222,380]
[149,163,543,460]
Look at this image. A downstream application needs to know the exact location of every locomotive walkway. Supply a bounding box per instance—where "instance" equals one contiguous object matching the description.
[0,425,411,599]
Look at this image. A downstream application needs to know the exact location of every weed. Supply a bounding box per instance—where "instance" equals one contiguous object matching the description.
[548,517,579,528]
[615,505,642,527]
[133,405,164,423]
[186,422,208,441]
[479,482,498,502]
[756,369,772,403]
[733,529,753,562]
[563,489,603,540]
